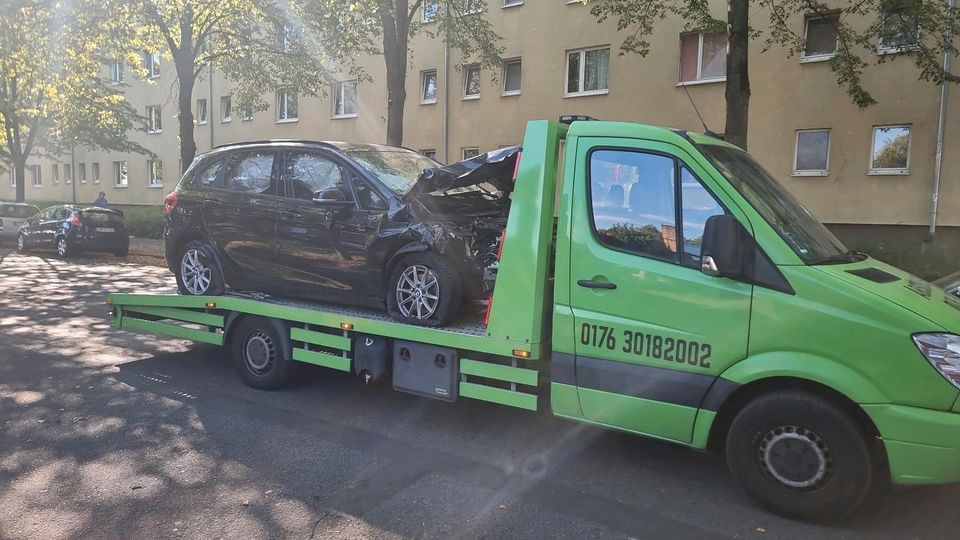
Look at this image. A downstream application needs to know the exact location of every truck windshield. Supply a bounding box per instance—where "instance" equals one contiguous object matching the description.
[698,144,850,265]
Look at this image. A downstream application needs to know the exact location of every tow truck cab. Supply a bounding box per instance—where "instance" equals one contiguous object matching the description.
[109,119,960,520]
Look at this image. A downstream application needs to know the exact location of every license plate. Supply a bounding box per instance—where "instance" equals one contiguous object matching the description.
[95,227,115,233]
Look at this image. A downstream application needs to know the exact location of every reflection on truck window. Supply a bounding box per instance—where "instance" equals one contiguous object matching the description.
[225,152,274,194]
[589,149,677,261]
[680,167,724,268]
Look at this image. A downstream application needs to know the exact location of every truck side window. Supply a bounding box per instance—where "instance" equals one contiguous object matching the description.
[679,167,725,268]
[589,149,678,262]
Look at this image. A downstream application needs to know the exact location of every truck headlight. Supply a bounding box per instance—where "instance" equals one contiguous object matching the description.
[913,333,960,390]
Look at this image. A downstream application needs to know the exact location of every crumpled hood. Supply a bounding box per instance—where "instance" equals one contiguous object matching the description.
[814,257,960,333]
[402,145,521,204]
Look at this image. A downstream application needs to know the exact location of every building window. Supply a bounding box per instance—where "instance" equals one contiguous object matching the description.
[78,163,87,183]
[421,149,438,160]
[144,52,160,78]
[793,129,831,176]
[92,162,100,184]
[462,147,480,160]
[196,99,208,124]
[277,23,296,53]
[465,0,482,14]
[502,59,521,95]
[64,164,72,184]
[869,125,911,175]
[29,165,41,187]
[679,32,726,83]
[9,168,15,187]
[52,164,60,184]
[421,70,438,104]
[803,13,839,61]
[463,65,481,99]
[276,89,299,122]
[503,0,523,7]
[240,103,254,121]
[113,161,128,187]
[422,0,439,22]
[333,80,358,118]
[878,0,919,54]
[148,160,163,186]
[221,96,232,122]
[566,46,610,96]
[146,105,162,133]
[110,60,124,84]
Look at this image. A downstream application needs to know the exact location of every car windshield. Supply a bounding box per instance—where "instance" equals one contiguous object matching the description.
[342,147,440,195]
[698,143,849,265]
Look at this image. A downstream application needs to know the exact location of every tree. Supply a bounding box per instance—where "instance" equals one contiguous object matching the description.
[585,0,959,150]
[298,0,504,146]
[130,0,338,172]
[0,0,147,202]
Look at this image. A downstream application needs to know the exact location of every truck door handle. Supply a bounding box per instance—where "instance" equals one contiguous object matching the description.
[577,279,617,290]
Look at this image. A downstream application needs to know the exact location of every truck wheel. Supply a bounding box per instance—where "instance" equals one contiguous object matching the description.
[230,316,295,390]
[725,390,878,521]
[176,241,224,296]
[386,252,461,327]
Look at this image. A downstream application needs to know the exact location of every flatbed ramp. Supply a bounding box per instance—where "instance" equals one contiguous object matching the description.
[108,291,542,411]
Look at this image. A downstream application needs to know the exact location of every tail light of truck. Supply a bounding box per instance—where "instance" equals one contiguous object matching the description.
[163,191,178,216]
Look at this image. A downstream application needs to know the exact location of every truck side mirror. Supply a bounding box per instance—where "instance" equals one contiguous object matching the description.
[701,214,745,278]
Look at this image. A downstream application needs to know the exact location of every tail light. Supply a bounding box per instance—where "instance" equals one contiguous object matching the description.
[68,214,82,227]
[163,191,178,216]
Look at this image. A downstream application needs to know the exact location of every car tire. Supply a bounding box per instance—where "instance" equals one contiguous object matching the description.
[725,390,879,522]
[386,252,462,327]
[16,234,27,253]
[56,236,75,258]
[230,316,296,390]
[175,240,224,296]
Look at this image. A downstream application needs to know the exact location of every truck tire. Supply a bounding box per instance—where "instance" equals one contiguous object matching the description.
[229,316,295,390]
[175,240,224,296]
[386,252,461,327]
[725,390,878,521]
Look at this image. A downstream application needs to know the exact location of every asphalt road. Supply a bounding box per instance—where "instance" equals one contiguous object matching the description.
[2,246,959,539]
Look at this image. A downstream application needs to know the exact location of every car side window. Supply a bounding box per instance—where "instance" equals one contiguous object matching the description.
[55,208,71,221]
[284,151,353,202]
[353,178,388,210]
[194,158,223,189]
[223,151,276,195]
[589,149,678,262]
[680,167,726,268]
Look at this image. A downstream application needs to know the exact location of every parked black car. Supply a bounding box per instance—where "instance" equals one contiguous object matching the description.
[163,140,519,326]
[17,205,129,258]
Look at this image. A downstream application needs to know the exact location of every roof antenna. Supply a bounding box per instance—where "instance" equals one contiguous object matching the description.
[681,82,723,139]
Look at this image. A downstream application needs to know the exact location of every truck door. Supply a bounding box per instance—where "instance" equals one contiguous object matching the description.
[568,138,751,444]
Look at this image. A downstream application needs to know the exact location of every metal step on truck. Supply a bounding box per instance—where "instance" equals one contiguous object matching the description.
[108,118,960,521]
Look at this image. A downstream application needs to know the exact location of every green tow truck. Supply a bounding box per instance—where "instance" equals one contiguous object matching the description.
[108,119,960,520]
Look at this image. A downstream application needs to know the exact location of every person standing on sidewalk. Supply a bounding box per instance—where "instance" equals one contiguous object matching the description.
[94,192,108,208]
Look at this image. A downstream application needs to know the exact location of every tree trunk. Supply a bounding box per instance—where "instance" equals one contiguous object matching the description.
[13,157,25,203]
[175,55,197,173]
[725,0,751,150]
[380,1,409,147]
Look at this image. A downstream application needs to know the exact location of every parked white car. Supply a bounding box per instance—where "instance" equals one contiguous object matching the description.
[0,202,40,242]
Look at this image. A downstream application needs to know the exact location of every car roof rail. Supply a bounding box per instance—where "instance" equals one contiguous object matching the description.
[212,139,336,150]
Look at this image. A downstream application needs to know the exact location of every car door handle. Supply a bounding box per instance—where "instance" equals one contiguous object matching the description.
[577,279,617,290]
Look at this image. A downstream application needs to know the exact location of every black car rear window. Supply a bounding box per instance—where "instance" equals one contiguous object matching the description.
[82,210,123,224]
[0,205,39,218]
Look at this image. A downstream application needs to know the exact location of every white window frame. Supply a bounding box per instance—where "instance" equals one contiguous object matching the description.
[196,98,208,125]
[240,103,254,121]
[877,1,920,55]
[502,58,522,96]
[332,80,359,119]
[221,95,232,123]
[868,124,912,176]
[420,149,438,160]
[462,65,481,100]
[92,162,100,184]
[52,163,60,184]
[421,70,439,104]
[146,52,160,78]
[792,129,831,177]
[147,159,163,187]
[422,0,439,22]
[146,105,162,133]
[677,32,727,86]
[564,46,610,97]
[503,0,523,7]
[110,60,124,84]
[462,147,480,160]
[276,89,299,123]
[9,168,15,187]
[113,160,128,188]
[78,163,86,184]
[801,12,839,63]
[29,165,41,188]
[64,163,72,185]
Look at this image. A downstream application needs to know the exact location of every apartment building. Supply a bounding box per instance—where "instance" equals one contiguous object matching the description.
[2,0,958,246]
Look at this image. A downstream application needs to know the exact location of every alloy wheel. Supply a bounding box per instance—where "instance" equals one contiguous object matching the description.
[17,234,24,252]
[180,247,213,295]
[396,264,440,320]
[57,238,67,257]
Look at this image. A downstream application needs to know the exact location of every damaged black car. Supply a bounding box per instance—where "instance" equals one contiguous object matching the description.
[163,141,520,327]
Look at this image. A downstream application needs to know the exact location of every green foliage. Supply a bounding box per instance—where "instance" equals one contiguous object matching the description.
[872,133,910,169]
[120,205,164,239]
[605,223,673,258]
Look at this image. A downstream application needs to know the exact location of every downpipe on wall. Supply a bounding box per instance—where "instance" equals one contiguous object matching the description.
[927,0,957,242]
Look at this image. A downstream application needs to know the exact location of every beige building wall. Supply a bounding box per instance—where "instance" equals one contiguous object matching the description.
[2,0,956,228]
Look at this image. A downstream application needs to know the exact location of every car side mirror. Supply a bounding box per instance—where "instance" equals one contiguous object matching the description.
[312,188,353,206]
[701,214,746,278]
